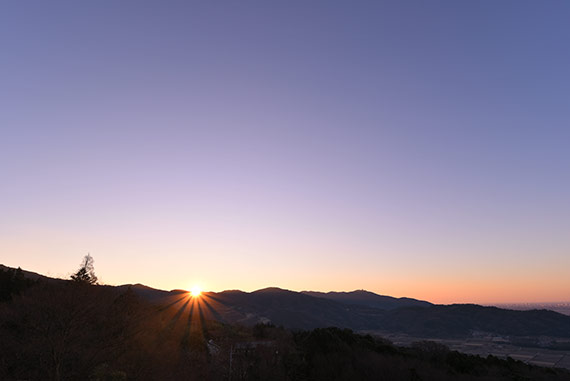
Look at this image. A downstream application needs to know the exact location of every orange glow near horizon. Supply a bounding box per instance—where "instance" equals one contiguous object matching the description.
[1,256,568,305]
[172,274,570,305]
[132,267,570,305]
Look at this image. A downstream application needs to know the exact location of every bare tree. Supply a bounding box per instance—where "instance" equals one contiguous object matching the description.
[71,254,98,285]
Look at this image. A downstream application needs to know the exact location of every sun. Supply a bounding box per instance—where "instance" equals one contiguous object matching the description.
[190,285,202,297]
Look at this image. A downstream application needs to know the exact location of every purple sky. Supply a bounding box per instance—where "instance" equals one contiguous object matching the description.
[1,1,569,303]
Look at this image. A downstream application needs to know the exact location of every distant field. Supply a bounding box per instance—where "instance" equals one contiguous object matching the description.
[492,303,570,316]
[365,331,570,371]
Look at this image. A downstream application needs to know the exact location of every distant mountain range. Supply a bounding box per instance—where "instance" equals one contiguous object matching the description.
[4,264,570,341]
[302,289,433,310]
[496,302,570,317]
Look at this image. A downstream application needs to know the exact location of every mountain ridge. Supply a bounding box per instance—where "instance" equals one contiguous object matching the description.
[302,289,433,310]
[3,264,570,341]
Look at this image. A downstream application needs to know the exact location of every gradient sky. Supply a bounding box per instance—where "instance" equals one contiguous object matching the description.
[1,1,569,304]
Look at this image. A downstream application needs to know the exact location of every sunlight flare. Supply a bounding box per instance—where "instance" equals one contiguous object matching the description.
[190,285,202,297]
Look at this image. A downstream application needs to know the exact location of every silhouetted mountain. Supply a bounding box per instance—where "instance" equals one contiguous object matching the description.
[115,283,175,302]
[302,289,433,310]
[202,287,384,329]
[3,277,570,380]
[195,290,570,339]
[4,265,570,341]
[376,304,570,338]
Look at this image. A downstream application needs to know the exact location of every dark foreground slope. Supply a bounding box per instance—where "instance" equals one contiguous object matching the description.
[1,279,570,381]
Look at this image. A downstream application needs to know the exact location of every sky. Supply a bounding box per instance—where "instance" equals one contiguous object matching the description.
[1,1,569,304]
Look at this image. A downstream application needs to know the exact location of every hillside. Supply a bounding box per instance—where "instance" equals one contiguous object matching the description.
[3,265,570,341]
[2,274,570,380]
[302,289,433,309]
